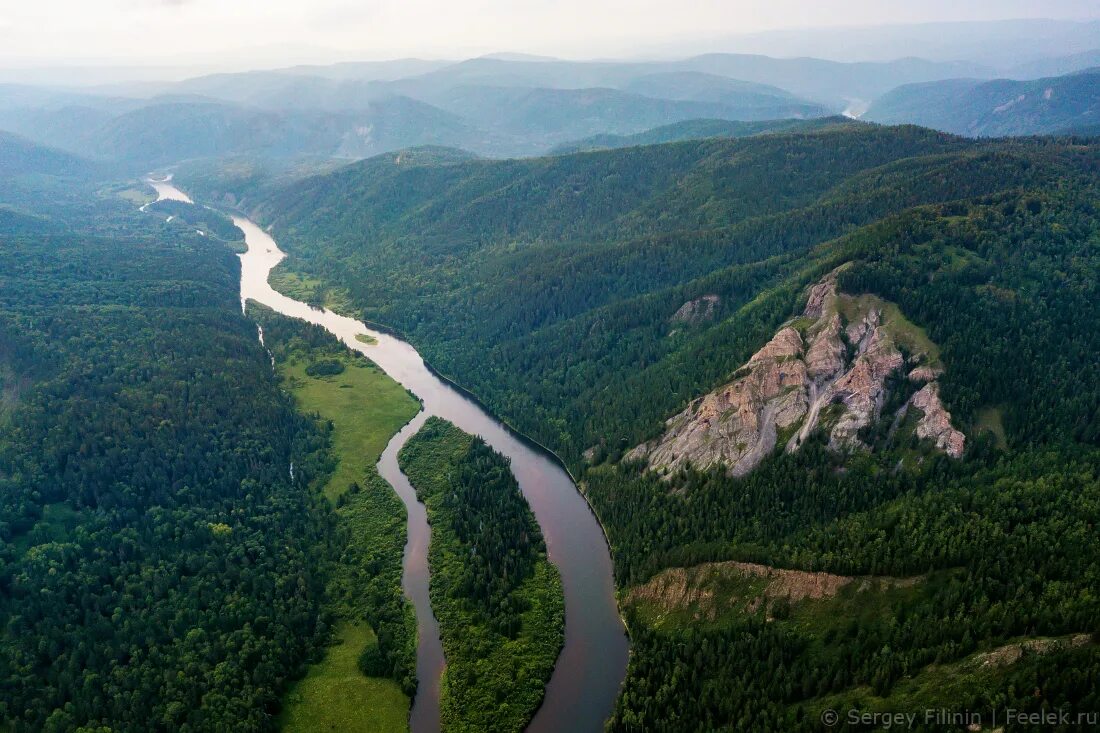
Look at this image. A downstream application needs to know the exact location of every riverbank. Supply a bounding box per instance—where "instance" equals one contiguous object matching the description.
[267,257,625,591]
[163,174,627,732]
[250,245,628,733]
[252,306,420,732]
[399,418,564,733]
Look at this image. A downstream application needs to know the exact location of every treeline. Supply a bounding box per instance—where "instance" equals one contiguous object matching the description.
[250,306,419,697]
[0,214,332,730]
[145,199,245,248]
[399,418,563,732]
[233,125,1100,729]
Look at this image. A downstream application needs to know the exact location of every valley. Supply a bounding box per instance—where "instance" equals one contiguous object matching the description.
[251,306,420,732]
[214,179,628,732]
[198,122,1099,731]
[1,16,1099,731]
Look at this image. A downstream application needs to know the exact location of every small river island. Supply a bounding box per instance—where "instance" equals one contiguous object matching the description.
[399,418,564,733]
[148,176,628,733]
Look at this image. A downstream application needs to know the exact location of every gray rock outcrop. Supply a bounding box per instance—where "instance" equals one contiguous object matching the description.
[628,270,966,476]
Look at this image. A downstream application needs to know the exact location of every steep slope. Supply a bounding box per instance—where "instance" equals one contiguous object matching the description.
[417,85,831,150]
[256,125,967,259]
[0,105,117,154]
[236,125,1097,467]
[0,132,120,222]
[550,116,856,153]
[627,270,964,477]
[223,124,1100,732]
[866,69,1100,136]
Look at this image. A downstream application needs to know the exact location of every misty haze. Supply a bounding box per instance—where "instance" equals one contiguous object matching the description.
[0,2,1098,732]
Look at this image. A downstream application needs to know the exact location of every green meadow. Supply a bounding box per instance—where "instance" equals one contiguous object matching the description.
[251,304,421,733]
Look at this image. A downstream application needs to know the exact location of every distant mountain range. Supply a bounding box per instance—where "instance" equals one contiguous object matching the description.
[550,117,857,154]
[642,19,1100,68]
[2,48,1099,167]
[0,93,496,165]
[165,54,989,109]
[866,69,1100,137]
[0,130,101,179]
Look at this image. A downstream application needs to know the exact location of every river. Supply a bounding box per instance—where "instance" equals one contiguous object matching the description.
[147,179,629,732]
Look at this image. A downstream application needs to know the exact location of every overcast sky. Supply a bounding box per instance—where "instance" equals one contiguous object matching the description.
[1,0,1097,68]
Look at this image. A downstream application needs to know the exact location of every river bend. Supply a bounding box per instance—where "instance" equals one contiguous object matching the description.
[147,179,629,733]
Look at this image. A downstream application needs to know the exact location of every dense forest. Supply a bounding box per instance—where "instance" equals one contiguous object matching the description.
[250,307,421,731]
[0,141,429,731]
[398,418,563,733]
[209,123,1100,729]
[0,188,335,729]
[145,199,246,251]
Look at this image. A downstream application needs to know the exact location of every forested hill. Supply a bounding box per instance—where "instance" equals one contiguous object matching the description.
[0,143,337,730]
[865,68,1100,137]
[0,131,100,178]
[256,124,966,263]
[237,124,1096,460]
[549,115,856,153]
[227,123,1100,728]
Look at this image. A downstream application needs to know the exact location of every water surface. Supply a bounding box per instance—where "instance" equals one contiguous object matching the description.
[150,180,629,732]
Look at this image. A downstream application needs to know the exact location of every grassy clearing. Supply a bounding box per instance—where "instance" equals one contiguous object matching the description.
[0,362,25,422]
[270,265,356,315]
[279,623,410,733]
[837,293,941,367]
[111,185,154,206]
[280,349,417,503]
[11,502,84,558]
[252,306,420,732]
[974,406,1007,449]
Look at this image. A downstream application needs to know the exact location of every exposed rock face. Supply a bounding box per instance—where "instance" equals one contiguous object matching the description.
[909,382,966,457]
[908,365,942,383]
[625,560,920,623]
[817,320,905,451]
[803,277,837,319]
[670,294,720,325]
[805,314,844,380]
[628,270,965,476]
[627,327,808,476]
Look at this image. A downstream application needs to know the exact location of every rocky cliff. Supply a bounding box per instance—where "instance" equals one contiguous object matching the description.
[626,270,965,476]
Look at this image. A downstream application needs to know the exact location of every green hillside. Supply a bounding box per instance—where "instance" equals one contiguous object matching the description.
[0,150,335,730]
[866,69,1100,136]
[225,124,1100,730]
[550,116,856,153]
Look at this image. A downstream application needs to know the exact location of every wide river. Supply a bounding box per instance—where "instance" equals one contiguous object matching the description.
[147,178,629,732]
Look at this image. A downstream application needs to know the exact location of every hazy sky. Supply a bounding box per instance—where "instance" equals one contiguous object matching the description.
[1,0,1097,67]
